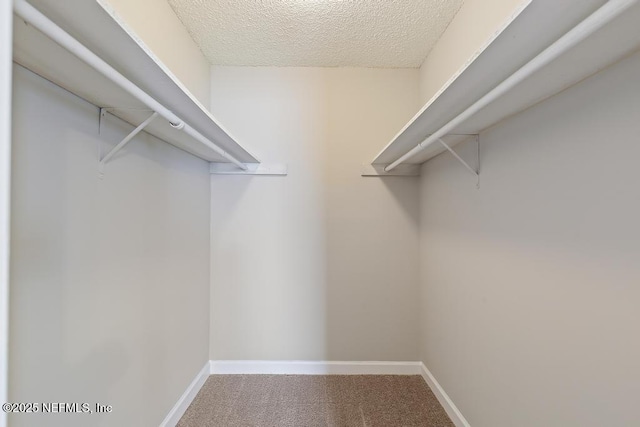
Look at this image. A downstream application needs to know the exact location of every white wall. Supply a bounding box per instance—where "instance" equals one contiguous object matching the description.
[101,0,212,108]
[419,51,640,427]
[209,67,421,361]
[10,65,210,427]
[418,0,529,105]
[0,0,12,424]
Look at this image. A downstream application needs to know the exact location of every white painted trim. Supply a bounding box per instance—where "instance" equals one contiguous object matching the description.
[0,1,13,425]
[160,361,467,427]
[420,363,470,427]
[209,360,422,375]
[159,362,210,427]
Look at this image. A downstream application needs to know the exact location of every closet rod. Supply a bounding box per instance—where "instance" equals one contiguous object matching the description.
[384,0,638,172]
[13,0,248,170]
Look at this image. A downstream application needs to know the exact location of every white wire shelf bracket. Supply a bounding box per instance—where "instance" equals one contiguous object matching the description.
[98,110,158,177]
[436,137,478,177]
[13,0,248,171]
[383,0,638,173]
[362,134,477,177]
[362,135,480,181]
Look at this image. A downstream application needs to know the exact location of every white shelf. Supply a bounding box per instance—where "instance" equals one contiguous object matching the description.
[12,0,259,164]
[373,0,640,166]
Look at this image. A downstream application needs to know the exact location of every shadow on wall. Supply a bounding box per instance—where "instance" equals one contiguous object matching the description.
[11,65,211,427]
[417,51,640,426]
[10,66,129,427]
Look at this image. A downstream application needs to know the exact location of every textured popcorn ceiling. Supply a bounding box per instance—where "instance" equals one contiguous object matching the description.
[167,0,464,68]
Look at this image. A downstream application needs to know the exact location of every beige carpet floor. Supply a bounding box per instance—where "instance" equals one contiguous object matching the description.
[177,374,455,426]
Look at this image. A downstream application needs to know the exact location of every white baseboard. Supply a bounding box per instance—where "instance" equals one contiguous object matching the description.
[209,360,422,375]
[420,363,470,427]
[159,361,210,427]
[159,360,469,427]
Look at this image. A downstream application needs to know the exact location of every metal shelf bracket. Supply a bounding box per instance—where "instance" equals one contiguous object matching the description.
[437,135,480,188]
[98,110,158,178]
